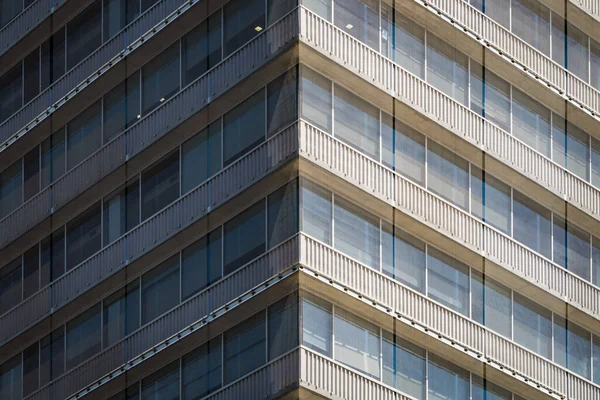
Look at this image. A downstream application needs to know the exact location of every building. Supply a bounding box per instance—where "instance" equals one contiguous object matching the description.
[1,0,600,399]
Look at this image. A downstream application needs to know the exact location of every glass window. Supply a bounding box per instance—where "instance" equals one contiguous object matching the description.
[511,0,550,56]
[223,0,265,56]
[141,151,179,221]
[593,236,600,287]
[67,1,102,70]
[382,223,426,293]
[301,180,332,244]
[224,311,266,383]
[381,114,425,185]
[427,33,468,105]
[108,385,140,400]
[552,16,589,82]
[0,258,22,314]
[41,227,65,283]
[334,84,379,160]
[23,343,39,397]
[224,201,266,275]
[267,0,296,25]
[552,115,590,182]
[24,48,40,104]
[382,332,426,399]
[66,304,101,370]
[141,361,180,400]
[471,375,512,400]
[0,0,22,29]
[141,255,180,324]
[427,141,469,211]
[181,122,221,194]
[223,89,265,166]
[593,138,600,188]
[267,67,298,136]
[0,160,22,219]
[470,167,511,234]
[334,196,380,267]
[104,73,141,143]
[470,63,510,132]
[592,39,600,91]
[103,281,140,347]
[594,335,600,385]
[24,146,40,202]
[427,248,469,315]
[41,129,66,189]
[302,0,331,21]
[0,63,22,124]
[141,0,159,12]
[513,190,551,259]
[66,203,102,271]
[181,228,222,300]
[181,11,222,86]
[267,181,298,248]
[142,43,180,115]
[300,67,332,132]
[103,179,140,245]
[554,316,591,379]
[334,308,380,378]
[471,271,512,338]
[182,338,222,399]
[41,28,65,91]
[40,327,65,387]
[23,244,40,300]
[513,293,552,359]
[67,101,102,170]
[512,89,551,157]
[427,354,469,400]
[381,7,425,79]
[301,293,332,356]
[103,0,140,42]
[553,216,591,281]
[0,355,21,400]
[334,0,379,50]
[268,294,299,359]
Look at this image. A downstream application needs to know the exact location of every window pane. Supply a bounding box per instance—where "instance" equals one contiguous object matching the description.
[470,63,510,132]
[224,311,266,383]
[552,115,590,182]
[23,244,40,299]
[24,48,40,104]
[141,255,180,324]
[24,146,40,202]
[66,304,101,370]
[301,294,332,356]
[267,67,298,136]
[471,375,512,400]
[382,332,426,399]
[513,191,552,259]
[511,0,550,56]
[300,67,332,132]
[594,336,600,385]
[141,361,180,400]
[224,201,266,275]
[428,354,469,400]
[0,355,22,400]
[41,28,65,90]
[141,151,180,221]
[103,0,140,41]
[103,180,140,245]
[301,180,332,244]
[554,316,591,379]
[181,122,221,194]
[41,129,66,189]
[181,229,222,300]
[593,138,600,188]
[302,0,331,21]
[0,160,22,219]
[427,141,469,211]
[223,0,265,56]
[512,89,551,157]
[470,167,511,234]
[553,216,591,281]
[40,328,65,386]
[592,39,600,91]
[142,43,180,115]
[334,84,379,160]
[104,74,141,143]
[471,271,511,338]
[0,258,22,314]
[268,294,299,359]
[334,196,379,267]
[182,338,222,399]
[427,248,469,315]
[427,33,468,105]
[381,8,424,79]
[41,227,65,282]
[334,0,379,50]
[181,11,222,86]
[381,114,425,185]
[334,308,380,378]
[0,63,22,124]
[223,89,265,166]
[267,0,296,25]
[382,223,426,293]
[66,203,102,270]
[103,281,140,347]
[513,293,552,359]
[267,181,298,248]
[593,236,600,287]
[23,343,40,397]
[67,101,102,170]
[67,1,102,70]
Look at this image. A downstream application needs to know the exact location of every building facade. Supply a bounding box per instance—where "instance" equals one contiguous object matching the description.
[1,0,600,399]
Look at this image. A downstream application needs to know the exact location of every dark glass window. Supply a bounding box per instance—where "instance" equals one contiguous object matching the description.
[141,361,180,400]
[104,73,141,143]
[224,201,266,275]
[40,327,65,387]
[141,0,159,12]
[0,63,22,124]
[0,0,22,28]
[428,354,470,399]
[267,0,296,25]
[224,311,266,383]
[223,89,265,166]
[181,10,222,86]
[267,181,298,248]
[181,228,222,300]
[66,304,102,370]
[267,67,298,136]
[141,255,179,324]
[382,332,426,399]
[141,43,180,115]
[67,1,102,70]
[0,257,22,314]
[41,27,65,90]
[103,179,140,245]
[472,375,512,400]
[181,122,221,194]
[0,355,22,400]
[66,203,102,270]
[24,48,40,104]
[554,316,591,379]
[0,160,22,219]
[23,244,40,299]
[41,129,66,189]
[41,227,65,283]
[103,0,140,41]
[24,146,40,202]
[23,343,40,397]
[223,0,265,56]
[141,151,179,221]
[67,101,102,170]
[182,338,222,399]
[103,281,140,347]
[268,294,298,359]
